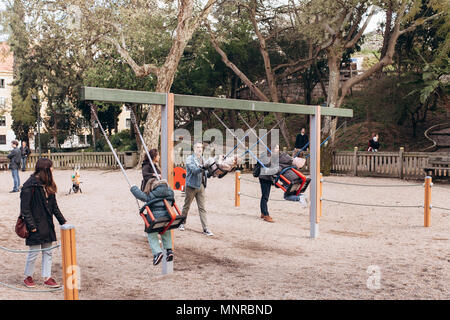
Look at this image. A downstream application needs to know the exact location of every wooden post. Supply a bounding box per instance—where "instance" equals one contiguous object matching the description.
[167,93,175,189]
[398,147,404,179]
[161,93,175,275]
[81,149,85,169]
[353,147,358,176]
[235,170,241,207]
[60,225,79,300]
[424,176,432,227]
[318,172,323,221]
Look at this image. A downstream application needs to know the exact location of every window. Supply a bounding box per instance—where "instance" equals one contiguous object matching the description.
[0,116,5,127]
[0,97,5,107]
[0,79,4,89]
[126,118,131,128]
[0,135,6,145]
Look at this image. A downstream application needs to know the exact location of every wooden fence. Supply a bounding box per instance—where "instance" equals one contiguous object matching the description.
[175,146,449,180]
[2,148,448,180]
[332,147,449,179]
[23,151,134,170]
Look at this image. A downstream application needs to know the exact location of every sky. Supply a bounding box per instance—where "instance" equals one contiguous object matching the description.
[0,1,385,41]
[365,11,386,34]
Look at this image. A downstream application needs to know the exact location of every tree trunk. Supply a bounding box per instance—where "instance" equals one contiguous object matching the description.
[90,103,99,151]
[130,104,142,152]
[380,5,393,61]
[314,64,328,100]
[111,0,217,160]
[48,98,59,149]
[324,50,341,143]
[229,77,238,129]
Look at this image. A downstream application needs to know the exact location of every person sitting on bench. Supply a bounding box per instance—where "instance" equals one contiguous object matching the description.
[130,178,175,266]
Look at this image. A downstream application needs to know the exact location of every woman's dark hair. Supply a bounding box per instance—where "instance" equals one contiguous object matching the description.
[143,149,159,163]
[149,149,158,161]
[34,158,57,195]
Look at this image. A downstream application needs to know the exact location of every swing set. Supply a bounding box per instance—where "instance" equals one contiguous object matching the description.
[80,87,353,244]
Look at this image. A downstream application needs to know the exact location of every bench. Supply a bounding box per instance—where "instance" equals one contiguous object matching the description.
[423,155,450,178]
[0,156,8,170]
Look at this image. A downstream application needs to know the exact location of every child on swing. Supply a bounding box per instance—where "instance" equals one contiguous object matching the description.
[130,176,175,266]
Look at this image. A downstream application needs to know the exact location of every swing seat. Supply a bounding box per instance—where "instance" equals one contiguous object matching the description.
[274,167,310,197]
[204,155,240,179]
[139,200,186,234]
[205,161,229,178]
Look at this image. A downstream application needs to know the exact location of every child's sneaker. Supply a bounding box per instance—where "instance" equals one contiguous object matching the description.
[24,276,36,288]
[202,229,214,236]
[153,252,163,266]
[178,224,185,231]
[166,249,174,262]
[299,194,308,207]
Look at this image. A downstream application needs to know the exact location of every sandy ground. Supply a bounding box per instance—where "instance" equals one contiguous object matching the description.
[0,168,449,300]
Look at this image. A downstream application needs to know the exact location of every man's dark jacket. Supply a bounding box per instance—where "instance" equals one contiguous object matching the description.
[295,133,309,150]
[7,147,21,170]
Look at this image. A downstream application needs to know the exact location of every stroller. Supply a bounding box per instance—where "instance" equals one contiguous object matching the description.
[68,165,82,194]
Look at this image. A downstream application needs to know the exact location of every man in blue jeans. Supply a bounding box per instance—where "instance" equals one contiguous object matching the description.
[258,145,280,223]
[7,140,21,193]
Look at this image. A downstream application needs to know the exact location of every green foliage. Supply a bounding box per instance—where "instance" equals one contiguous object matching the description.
[402,55,449,104]
[172,20,265,97]
[93,129,137,152]
[38,133,52,151]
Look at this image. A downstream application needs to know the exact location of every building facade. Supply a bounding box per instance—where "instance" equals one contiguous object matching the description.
[1,42,139,153]
[0,42,15,152]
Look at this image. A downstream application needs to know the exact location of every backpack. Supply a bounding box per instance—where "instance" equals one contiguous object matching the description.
[253,162,261,178]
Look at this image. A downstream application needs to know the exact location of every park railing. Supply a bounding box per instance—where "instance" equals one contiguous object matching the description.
[332,147,449,179]
[174,146,448,180]
[24,151,136,170]
[3,147,447,180]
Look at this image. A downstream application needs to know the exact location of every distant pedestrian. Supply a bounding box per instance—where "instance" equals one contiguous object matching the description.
[7,140,21,193]
[368,133,380,152]
[20,141,31,172]
[293,128,309,157]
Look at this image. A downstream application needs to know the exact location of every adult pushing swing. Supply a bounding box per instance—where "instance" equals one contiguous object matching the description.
[237,114,310,203]
[80,87,353,238]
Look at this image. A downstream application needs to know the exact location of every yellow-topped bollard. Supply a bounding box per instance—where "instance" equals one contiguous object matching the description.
[424,176,432,227]
[60,224,79,300]
[235,170,241,207]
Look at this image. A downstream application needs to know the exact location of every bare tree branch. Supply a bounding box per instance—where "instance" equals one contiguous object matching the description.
[105,35,159,78]
[398,12,443,35]
[345,8,375,48]
[206,23,270,102]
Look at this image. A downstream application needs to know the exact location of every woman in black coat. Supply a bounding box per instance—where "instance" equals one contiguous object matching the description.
[20,158,67,288]
[141,149,162,191]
